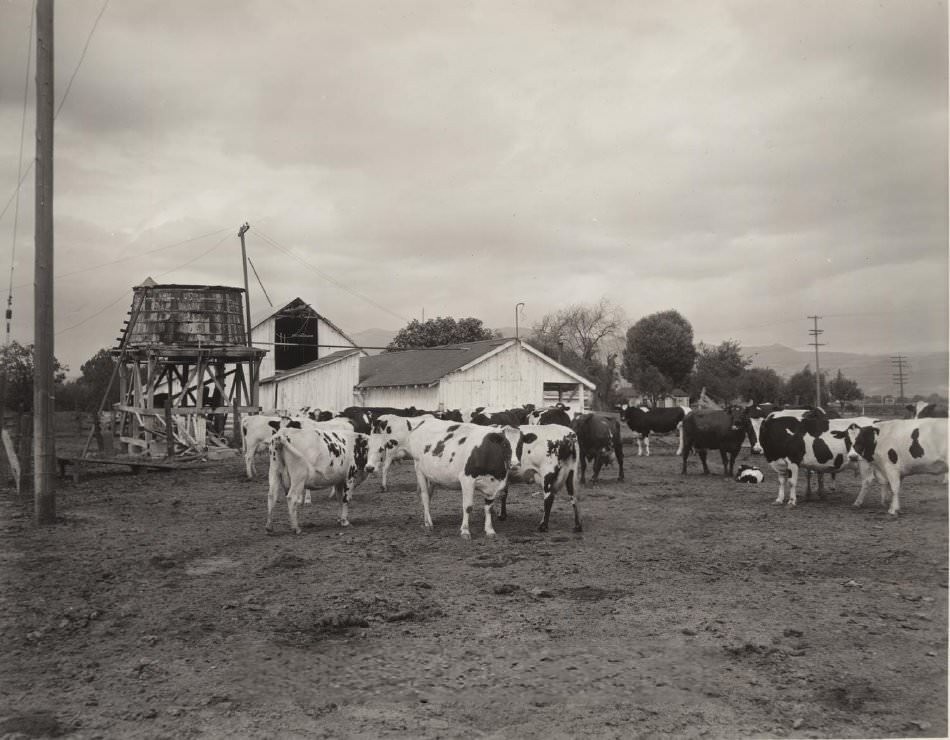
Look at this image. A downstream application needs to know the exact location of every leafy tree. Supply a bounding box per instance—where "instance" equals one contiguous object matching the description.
[387,317,498,350]
[631,364,673,407]
[533,299,625,363]
[783,365,828,406]
[737,367,785,404]
[0,341,67,412]
[622,310,696,393]
[688,340,750,404]
[827,369,864,407]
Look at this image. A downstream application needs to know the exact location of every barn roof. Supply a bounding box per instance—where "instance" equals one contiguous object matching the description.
[250,297,360,350]
[260,348,362,384]
[357,338,596,389]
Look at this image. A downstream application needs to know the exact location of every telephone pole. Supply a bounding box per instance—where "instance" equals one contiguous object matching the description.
[34,0,55,524]
[238,223,251,346]
[891,354,908,401]
[807,315,825,407]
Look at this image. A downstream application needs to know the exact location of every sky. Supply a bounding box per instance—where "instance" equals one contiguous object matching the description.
[0,0,947,376]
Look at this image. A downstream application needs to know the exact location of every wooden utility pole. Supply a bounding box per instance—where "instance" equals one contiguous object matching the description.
[238,223,251,347]
[807,315,824,408]
[891,354,908,401]
[34,0,55,524]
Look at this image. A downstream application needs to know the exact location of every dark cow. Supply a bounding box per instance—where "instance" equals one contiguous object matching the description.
[526,405,572,427]
[618,404,690,456]
[434,408,464,422]
[572,413,624,484]
[906,401,949,419]
[470,407,533,427]
[681,407,752,476]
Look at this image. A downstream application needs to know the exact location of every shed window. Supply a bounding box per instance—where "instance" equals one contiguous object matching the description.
[275,312,319,371]
[543,382,579,405]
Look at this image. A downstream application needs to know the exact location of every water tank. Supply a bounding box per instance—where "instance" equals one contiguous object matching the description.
[119,279,248,349]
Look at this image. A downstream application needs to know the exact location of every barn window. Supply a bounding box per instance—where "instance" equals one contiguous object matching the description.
[543,382,579,405]
[274,308,319,371]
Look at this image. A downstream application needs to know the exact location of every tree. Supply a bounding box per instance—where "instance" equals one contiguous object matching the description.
[688,340,750,404]
[0,341,67,412]
[533,299,625,363]
[737,367,784,404]
[783,365,828,406]
[387,317,498,350]
[827,369,864,407]
[622,310,696,397]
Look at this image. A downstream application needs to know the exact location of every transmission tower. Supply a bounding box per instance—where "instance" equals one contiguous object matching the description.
[807,315,825,406]
[891,354,908,401]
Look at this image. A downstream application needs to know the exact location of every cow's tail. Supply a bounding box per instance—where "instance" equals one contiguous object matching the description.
[274,431,318,482]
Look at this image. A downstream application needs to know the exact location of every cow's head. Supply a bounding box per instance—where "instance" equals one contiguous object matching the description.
[365,414,417,475]
[847,424,878,463]
[499,426,524,473]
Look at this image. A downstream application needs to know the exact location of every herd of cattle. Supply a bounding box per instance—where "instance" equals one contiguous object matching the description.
[244,399,948,538]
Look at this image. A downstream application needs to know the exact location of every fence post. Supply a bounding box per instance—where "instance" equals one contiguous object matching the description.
[164,399,174,459]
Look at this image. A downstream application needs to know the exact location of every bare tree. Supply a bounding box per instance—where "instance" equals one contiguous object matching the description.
[532,299,626,362]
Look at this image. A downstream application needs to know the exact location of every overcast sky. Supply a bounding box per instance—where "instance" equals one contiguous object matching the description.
[1,0,947,374]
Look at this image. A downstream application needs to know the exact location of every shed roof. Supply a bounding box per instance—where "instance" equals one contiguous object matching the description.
[250,297,360,350]
[260,348,362,385]
[357,338,595,389]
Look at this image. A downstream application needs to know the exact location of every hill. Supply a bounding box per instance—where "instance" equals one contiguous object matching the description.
[745,344,948,398]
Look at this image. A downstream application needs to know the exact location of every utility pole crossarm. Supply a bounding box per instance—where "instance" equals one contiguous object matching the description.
[807,315,824,407]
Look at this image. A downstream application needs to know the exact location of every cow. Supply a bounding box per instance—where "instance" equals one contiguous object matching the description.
[493,424,582,533]
[366,417,514,539]
[364,413,434,491]
[745,403,783,455]
[906,401,949,419]
[470,406,534,427]
[618,404,690,456]
[680,406,752,477]
[571,413,623,484]
[735,464,764,484]
[265,428,370,534]
[526,404,572,427]
[242,414,353,479]
[847,418,948,515]
[760,410,878,507]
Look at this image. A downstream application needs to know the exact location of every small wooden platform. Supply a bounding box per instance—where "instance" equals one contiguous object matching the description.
[56,455,208,483]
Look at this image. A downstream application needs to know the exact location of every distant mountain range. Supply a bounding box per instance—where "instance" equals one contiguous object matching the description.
[744,344,948,398]
[350,330,947,398]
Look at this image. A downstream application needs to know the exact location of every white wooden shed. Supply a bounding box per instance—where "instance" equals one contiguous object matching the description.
[355,338,595,414]
[251,298,366,411]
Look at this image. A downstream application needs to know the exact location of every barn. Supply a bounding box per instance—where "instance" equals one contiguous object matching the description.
[355,338,595,414]
[250,298,366,411]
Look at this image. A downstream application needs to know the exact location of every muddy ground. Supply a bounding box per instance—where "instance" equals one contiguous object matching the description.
[1,433,947,739]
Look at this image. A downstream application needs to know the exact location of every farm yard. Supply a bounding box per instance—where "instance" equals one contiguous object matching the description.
[1,428,947,739]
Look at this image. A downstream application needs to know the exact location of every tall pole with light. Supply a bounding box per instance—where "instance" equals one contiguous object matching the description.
[515,302,525,340]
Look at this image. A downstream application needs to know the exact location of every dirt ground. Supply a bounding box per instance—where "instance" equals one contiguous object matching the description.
[1,432,947,739]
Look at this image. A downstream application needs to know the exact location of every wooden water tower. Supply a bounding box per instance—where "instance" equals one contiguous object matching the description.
[111,278,266,457]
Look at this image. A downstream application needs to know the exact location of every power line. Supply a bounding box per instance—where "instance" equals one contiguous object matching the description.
[251,227,409,323]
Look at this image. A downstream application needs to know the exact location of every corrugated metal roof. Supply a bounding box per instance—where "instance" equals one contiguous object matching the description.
[260,348,362,385]
[357,338,513,388]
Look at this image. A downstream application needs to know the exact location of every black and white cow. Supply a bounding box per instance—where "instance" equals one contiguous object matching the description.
[618,404,690,456]
[906,401,949,419]
[365,413,434,491]
[265,428,370,534]
[526,404,572,427]
[367,417,514,539]
[242,414,353,479]
[760,410,877,507]
[847,418,948,515]
[470,406,533,427]
[572,413,624,484]
[680,407,752,477]
[494,424,582,533]
[735,464,764,484]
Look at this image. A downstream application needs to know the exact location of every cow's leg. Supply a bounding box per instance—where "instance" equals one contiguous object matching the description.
[286,480,306,534]
[567,468,582,533]
[773,465,788,505]
[380,448,392,492]
[497,479,509,521]
[335,481,351,527]
[416,468,435,532]
[816,473,826,499]
[459,477,476,540]
[539,466,558,532]
[592,455,602,483]
[883,467,902,516]
[265,452,284,532]
[636,435,644,456]
[786,464,800,507]
[616,442,624,481]
[719,449,729,476]
[578,454,587,484]
[643,434,651,457]
[482,481,498,538]
[245,444,258,480]
[828,472,837,493]
[681,443,691,475]
[675,423,684,456]
[852,466,876,508]
[698,449,710,475]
